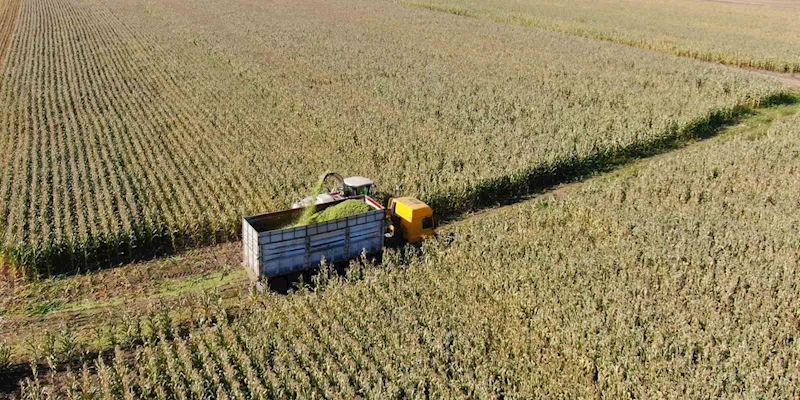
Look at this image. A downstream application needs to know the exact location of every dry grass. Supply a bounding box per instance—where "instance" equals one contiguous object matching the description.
[0,0,786,277]
[404,0,800,72]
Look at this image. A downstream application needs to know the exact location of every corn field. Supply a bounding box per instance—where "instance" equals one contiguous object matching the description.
[0,0,788,277]
[404,0,800,73]
[17,107,800,399]
[0,0,20,69]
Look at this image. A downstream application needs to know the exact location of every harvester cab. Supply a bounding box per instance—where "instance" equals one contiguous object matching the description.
[291,172,376,209]
[342,176,376,197]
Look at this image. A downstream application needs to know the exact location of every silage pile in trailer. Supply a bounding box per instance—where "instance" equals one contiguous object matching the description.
[307,200,374,225]
[295,180,325,226]
[273,199,375,230]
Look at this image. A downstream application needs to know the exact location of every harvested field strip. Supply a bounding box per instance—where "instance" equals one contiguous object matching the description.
[0,0,787,277]
[403,0,800,73]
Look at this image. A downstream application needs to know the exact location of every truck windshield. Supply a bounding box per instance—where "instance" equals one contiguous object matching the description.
[351,185,369,196]
[422,216,434,230]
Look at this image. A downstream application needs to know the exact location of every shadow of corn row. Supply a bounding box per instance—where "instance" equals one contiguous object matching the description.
[423,92,798,221]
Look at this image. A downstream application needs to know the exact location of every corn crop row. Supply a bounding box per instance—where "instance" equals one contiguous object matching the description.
[0,0,20,72]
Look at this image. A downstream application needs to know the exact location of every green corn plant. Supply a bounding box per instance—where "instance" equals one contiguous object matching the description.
[0,340,10,369]
[62,367,82,400]
[57,324,81,361]
[312,258,332,292]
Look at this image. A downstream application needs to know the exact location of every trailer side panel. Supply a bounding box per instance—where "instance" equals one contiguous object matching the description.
[243,196,385,279]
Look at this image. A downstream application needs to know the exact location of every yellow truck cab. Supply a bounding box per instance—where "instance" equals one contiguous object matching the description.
[388,197,435,243]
